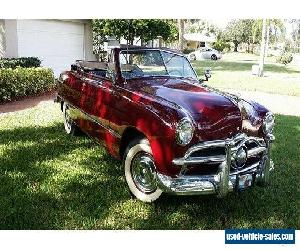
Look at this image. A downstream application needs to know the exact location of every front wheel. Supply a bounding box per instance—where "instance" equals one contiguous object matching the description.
[190,54,196,61]
[123,138,162,202]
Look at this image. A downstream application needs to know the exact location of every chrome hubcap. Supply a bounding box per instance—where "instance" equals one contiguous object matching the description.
[131,153,157,194]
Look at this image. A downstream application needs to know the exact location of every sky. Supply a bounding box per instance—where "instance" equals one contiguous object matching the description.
[208,19,231,30]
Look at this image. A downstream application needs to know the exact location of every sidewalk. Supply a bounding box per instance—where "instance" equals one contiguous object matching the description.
[0,92,56,115]
[225,89,300,117]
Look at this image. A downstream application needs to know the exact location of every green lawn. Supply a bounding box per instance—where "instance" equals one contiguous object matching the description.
[192,52,300,97]
[0,102,299,229]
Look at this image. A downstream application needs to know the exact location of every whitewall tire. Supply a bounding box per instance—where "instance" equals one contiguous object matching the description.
[124,138,162,202]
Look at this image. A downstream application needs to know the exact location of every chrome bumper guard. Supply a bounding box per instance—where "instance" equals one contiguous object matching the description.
[157,133,275,197]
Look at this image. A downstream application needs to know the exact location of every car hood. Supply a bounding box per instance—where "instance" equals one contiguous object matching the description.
[126,77,244,140]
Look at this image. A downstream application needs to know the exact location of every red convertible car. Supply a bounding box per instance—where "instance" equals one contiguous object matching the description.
[56,45,275,202]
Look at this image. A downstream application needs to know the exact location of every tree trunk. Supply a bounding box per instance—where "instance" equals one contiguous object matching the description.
[246,42,250,53]
[234,42,238,52]
[249,43,254,53]
[258,19,268,77]
[158,37,162,48]
[178,19,185,52]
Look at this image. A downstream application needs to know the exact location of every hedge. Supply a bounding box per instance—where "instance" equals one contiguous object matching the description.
[0,67,55,102]
[0,57,41,69]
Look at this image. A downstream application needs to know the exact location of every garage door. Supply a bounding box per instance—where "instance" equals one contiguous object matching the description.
[17,20,84,76]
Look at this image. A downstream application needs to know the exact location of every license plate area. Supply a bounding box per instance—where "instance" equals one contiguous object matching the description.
[237,173,254,190]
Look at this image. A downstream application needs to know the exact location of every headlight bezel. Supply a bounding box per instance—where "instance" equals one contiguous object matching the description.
[262,112,275,135]
[175,117,194,146]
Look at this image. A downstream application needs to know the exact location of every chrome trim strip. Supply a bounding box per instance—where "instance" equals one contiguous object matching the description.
[247,146,266,157]
[173,155,226,166]
[67,102,121,139]
[230,162,259,175]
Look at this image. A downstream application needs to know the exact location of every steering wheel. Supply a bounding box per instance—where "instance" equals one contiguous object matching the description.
[168,69,183,77]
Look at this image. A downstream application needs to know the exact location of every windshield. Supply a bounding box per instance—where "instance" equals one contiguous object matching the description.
[119,49,197,80]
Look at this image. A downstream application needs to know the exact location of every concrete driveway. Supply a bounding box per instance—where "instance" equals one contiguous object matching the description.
[226,89,300,117]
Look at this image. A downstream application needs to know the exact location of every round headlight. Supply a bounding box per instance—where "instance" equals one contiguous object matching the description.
[263,112,275,134]
[176,118,194,145]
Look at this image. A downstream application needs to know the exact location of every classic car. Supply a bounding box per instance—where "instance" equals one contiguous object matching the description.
[56,45,275,202]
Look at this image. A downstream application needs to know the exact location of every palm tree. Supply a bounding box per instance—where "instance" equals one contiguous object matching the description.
[252,19,285,46]
[178,19,185,52]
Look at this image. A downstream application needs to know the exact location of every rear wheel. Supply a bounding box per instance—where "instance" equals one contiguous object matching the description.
[123,138,162,202]
[63,102,80,135]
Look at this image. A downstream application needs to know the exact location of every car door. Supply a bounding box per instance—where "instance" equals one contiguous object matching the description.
[198,48,206,59]
[202,48,210,59]
[79,65,120,156]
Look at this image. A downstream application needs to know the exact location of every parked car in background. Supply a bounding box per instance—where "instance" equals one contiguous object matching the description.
[189,47,222,60]
[56,45,275,203]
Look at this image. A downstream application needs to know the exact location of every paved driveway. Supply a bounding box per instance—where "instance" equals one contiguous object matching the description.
[0,92,56,115]
[226,89,300,117]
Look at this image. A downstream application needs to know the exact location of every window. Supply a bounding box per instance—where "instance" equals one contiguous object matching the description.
[161,51,197,79]
[119,49,197,80]
[119,50,167,79]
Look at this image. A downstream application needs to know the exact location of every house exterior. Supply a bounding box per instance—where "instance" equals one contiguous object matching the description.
[0,19,96,76]
[183,33,216,50]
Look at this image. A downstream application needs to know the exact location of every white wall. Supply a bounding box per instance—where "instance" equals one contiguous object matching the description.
[17,19,85,75]
[0,19,5,58]
[4,20,18,58]
[83,21,96,61]
[2,19,96,76]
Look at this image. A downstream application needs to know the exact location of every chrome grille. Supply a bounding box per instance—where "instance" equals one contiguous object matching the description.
[172,133,267,176]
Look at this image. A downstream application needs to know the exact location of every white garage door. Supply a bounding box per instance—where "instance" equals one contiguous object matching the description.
[17,20,84,76]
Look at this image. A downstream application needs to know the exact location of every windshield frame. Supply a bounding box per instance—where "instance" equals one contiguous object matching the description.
[118,48,198,80]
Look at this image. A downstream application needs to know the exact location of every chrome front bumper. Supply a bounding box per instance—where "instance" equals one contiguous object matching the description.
[156,133,275,197]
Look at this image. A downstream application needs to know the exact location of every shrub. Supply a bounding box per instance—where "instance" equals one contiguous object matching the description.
[0,67,55,102]
[0,57,41,69]
[182,48,194,54]
[212,39,231,52]
[276,52,293,65]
